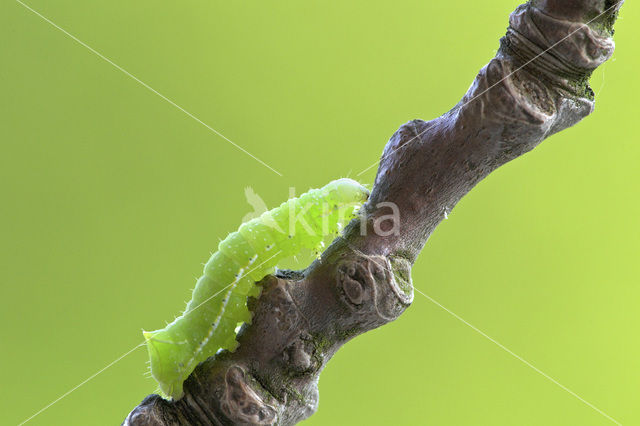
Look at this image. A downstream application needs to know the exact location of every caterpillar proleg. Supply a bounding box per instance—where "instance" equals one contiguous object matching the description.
[143,178,369,399]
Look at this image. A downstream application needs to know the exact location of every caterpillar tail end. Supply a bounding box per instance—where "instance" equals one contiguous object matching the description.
[143,329,186,400]
[331,178,370,204]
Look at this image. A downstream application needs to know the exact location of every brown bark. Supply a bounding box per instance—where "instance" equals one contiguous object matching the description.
[123,1,623,424]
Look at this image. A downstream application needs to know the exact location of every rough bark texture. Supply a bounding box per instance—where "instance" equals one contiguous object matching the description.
[124,1,623,424]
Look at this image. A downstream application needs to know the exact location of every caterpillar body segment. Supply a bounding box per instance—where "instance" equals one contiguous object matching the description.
[143,178,369,399]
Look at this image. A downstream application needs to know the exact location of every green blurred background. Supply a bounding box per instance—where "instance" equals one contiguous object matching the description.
[1,1,638,425]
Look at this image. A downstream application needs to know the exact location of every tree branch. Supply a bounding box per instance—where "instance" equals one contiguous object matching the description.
[124,1,623,424]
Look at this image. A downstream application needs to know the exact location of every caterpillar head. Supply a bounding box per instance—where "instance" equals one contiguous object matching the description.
[143,328,190,399]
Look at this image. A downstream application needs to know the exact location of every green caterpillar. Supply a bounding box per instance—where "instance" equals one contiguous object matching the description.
[143,178,369,399]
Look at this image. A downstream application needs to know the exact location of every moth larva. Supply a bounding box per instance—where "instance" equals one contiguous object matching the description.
[143,178,369,399]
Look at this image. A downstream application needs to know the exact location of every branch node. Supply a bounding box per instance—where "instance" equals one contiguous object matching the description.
[220,366,278,425]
